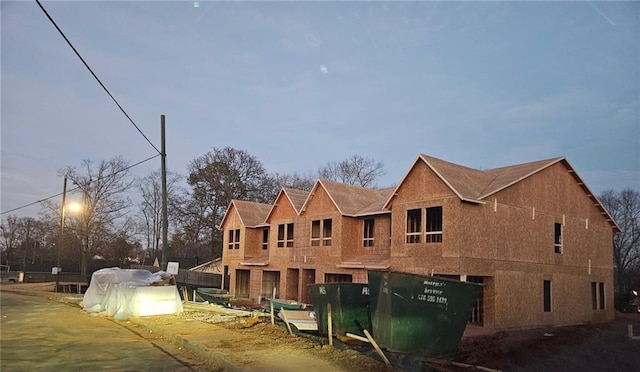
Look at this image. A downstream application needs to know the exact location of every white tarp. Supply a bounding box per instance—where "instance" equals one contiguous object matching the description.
[83,267,183,320]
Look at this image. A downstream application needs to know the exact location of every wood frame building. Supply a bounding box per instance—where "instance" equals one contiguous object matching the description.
[220,154,619,330]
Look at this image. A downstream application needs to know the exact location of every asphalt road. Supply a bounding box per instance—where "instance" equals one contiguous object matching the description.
[0,291,213,371]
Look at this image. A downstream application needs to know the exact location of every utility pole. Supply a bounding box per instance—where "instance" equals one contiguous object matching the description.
[161,115,169,271]
[56,175,67,292]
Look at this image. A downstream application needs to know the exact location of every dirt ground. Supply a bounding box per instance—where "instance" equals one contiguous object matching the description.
[201,314,393,372]
[455,312,640,372]
[194,310,640,372]
[4,283,640,372]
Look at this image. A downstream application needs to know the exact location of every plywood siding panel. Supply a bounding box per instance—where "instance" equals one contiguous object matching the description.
[388,161,460,259]
[221,207,242,262]
[342,215,392,259]
[305,186,339,215]
[341,217,361,257]
[390,256,461,276]
[243,227,264,258]
[494,271,543,329]
[268,193,299,221]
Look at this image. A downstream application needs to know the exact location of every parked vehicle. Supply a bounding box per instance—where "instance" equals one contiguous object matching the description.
[0,265,24,283]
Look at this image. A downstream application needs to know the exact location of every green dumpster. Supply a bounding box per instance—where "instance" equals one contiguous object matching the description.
[368,270,482,357]
[309,283,371,337]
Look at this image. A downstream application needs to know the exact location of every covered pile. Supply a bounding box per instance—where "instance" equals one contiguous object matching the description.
[83,267,183,320]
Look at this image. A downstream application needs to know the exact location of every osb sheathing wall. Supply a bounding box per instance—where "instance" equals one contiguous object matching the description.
[341,214,392,259]
[220,206,246,297]
[387,160,464,274]
[294,185,361,283]
[221,206,243,262]
[385,159,614,329]
[458,162,615,328]
[266,191,298,266]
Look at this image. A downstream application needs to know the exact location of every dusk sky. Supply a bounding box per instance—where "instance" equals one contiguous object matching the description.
[2,1,639,218]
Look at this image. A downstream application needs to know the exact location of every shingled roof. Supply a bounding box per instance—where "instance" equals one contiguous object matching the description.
[219,199,272,229]
[302,179,394,217]
[384,154,620,231]
[282,188,309,213]
[411,154,565,202]
[263,187,310,221]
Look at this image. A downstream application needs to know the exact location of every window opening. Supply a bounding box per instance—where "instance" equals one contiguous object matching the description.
[467,276,484,326]
[277,224,285,248]
[543,280,552,312]
[228,229,240,250]
[554,223,562,254]
[598,282,605,309]
[311,219,332,247]
[426,206,443,243]
[363,218,375,247]
[406,209,421,243]
[322,219,332,246]
[311,220,321,247]
[262,228,269,250]
[286,223,294,247]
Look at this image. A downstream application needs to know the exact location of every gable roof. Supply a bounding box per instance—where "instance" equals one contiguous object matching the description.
[264,187,310,221]
[282,187,309,212]
[219,199,272,229]
[301,178,394,217]
[385,154,620,232]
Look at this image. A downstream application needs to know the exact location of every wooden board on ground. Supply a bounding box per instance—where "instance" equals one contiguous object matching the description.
[183,301,269,317]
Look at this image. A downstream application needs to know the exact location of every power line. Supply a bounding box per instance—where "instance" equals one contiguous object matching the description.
[34,0,161,155]
[0,154,160,216]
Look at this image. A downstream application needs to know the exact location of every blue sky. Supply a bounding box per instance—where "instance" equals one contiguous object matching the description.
[2,1,639,218]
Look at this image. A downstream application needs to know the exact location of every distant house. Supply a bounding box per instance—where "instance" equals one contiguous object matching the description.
[220,154,619,330]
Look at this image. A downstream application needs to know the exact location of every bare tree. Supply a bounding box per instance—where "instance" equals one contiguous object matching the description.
[271,172,315,192]
[179,147,272,259]
[0,216,54,271]
[60,157,135,275]
[599,189,640,309]
[137,170,180,264]
[17,217,38,271]
[318,154,386,187]
[0,215,20,267]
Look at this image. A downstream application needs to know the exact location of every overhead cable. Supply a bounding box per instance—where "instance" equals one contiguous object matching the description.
[0,154,160,216]
[34,0,161,155]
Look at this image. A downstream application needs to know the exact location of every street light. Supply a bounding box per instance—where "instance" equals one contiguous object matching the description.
[67,202,82,213]
[55,176,68,292]
[55,177,82,293]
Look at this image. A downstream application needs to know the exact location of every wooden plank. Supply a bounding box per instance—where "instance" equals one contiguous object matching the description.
[345,333,369,343]
[271,288,276,325]
[280,309,294,335]
[327,303,333,346]
[182,302,269,317]
[363,328,391,366]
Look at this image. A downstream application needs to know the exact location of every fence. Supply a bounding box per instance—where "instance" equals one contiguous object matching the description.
[131,265,222,288]
[19,267,222,290]
[23,272,89,284]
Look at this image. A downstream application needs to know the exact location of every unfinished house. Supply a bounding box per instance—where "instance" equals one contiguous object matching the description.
[220,154,619,330]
